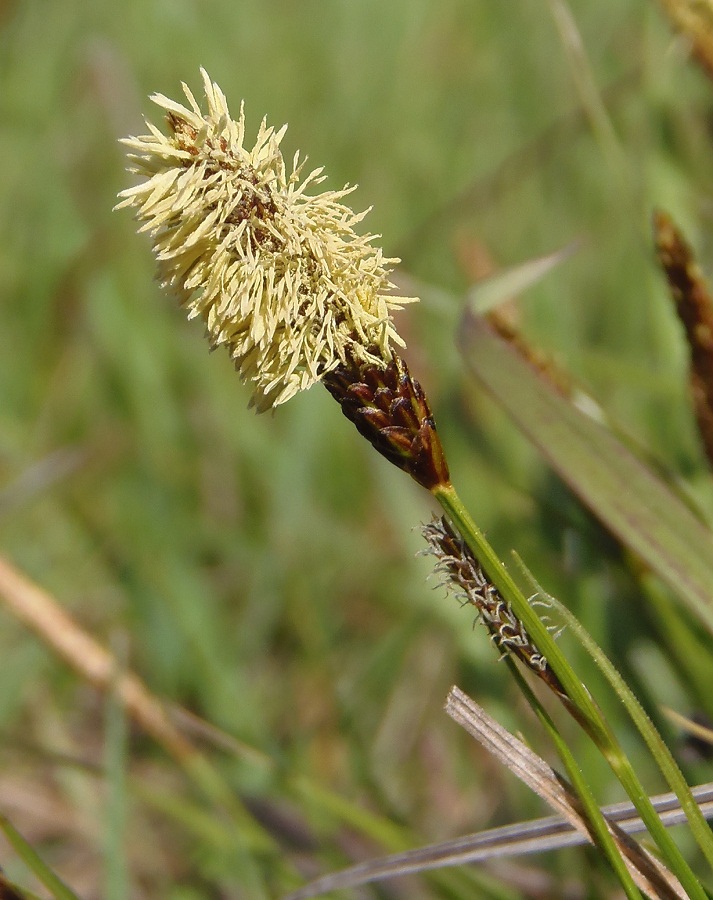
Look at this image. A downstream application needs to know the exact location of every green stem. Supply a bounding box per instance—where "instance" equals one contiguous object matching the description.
[433,481,707,898]
[433,482,600,722]
[544,577,713,874]
[0,814,81,900]
[506,661,643,900]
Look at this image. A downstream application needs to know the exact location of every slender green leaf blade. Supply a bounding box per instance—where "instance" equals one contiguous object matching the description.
[467,240,580,315]
[0,815,80,900]
[457,313,713,631]
[0,871,45,900]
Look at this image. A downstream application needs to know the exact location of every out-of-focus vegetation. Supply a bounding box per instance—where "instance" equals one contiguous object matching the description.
[2,0,713,896]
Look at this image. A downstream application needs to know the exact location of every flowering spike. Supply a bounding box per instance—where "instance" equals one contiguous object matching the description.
[421,516,566,696]
[117,70,415,411]
[654,209,713,467]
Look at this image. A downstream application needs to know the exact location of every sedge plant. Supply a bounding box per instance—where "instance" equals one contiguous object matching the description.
[117,69,713,897]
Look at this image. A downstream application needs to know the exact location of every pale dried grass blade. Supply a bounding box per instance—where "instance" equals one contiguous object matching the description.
[285,688,689,899]
[0,554,196,764]
[446,686,685,900]
[283,785,713,897]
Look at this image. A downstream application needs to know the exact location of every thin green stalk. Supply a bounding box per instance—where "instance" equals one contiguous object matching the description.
[503,660,645,900]
[590,726,706,899]
[433,482,707,898]
[531,571,713,874]
[0,814,81,900]
[433,482,605,721]
[105,654,129,900]
[0,873,45,900]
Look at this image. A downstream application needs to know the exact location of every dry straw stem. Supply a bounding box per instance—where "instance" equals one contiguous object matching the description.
[285,784,713,896]
[445,687,687,900]
[663,706,713,747]
[0,556,294,872]
[0,555,194,763]
[656,0,713,80]
[0,554,281,858]
[288,688,691,898]
[0,553,275,773]
[654,209,713,466]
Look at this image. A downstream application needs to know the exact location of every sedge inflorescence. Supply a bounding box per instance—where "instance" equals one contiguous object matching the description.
[117,69,414,411]
[422,517,565,695]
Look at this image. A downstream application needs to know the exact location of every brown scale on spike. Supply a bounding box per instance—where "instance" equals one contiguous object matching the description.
[323,355,450,491]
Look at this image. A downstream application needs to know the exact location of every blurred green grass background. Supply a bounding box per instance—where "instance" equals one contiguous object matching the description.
[2,0,713,896]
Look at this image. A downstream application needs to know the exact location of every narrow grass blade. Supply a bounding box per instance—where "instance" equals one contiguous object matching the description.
[0,815,80,900]
[446,685,682,900]
[280,784,713,895]
[467,240,580,315]
[104,651,129,900]
[457,312,713,632]
[0,871,45,900]
[516,557,713,872]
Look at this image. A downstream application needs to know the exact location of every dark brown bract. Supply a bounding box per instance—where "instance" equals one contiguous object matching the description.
[323,355,450,491]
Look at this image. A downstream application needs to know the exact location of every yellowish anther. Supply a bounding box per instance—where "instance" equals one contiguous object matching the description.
[117,68,415,411]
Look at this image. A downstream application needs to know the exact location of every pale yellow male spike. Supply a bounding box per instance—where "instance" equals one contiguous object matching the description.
[117,68,415,411]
